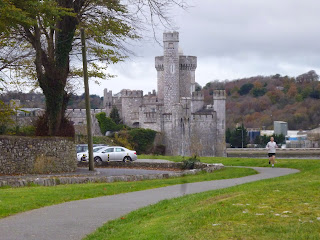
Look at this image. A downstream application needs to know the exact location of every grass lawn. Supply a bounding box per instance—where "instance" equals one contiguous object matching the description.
[0,166,256,218]
[84,157,320,240]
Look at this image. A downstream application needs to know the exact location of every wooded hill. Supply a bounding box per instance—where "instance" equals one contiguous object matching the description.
[2,70,320,131]
[202,70,320,130]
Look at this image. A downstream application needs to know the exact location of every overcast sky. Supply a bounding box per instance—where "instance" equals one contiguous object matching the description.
[88,0,320,96]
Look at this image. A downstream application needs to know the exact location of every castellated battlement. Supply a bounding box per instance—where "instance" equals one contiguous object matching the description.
[155,56,164,71]
[66,109,105,116]
[163,31,179,42]
[192,113,215,121]
[213,90,226,99]
[163,113,172,121]
[192,91,204,99]
[120,89,143,98]
[179,56,197,70]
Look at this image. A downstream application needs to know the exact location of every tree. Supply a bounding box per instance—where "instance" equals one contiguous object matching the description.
[0,0,187,136]
[296,70,319,83]
[229,124,248,148]
[238,83,254,95]
[109,107,121,124]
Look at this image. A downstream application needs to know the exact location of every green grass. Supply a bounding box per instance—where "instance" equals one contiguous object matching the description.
[85,157,320,240]
[0,167,256,218]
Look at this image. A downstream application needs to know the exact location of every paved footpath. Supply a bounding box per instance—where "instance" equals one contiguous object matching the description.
[0,167,299,240]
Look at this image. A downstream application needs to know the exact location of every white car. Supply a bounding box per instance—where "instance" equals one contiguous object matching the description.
[77,146,109,162]
[92,146,137,163]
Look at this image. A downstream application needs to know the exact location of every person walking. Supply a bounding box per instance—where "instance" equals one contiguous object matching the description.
[266,137,278,168]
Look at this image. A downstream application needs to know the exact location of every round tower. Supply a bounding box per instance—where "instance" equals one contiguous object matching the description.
[163,31,180,113]
[155,56,164,100]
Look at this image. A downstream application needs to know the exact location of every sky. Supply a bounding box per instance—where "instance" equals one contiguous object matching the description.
[88,0,320,96]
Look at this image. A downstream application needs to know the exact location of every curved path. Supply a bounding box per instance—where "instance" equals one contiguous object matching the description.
[0,167,299,240]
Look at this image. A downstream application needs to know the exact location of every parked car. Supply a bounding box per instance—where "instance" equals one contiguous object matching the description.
[76,144,107,153]
[83,146,137,163]
[77,145,109,162]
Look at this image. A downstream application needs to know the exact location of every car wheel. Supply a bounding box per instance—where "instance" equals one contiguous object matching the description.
[123,156,132,162]
[94,156,102,165]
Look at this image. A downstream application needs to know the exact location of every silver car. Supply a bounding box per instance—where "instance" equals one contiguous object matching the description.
[93,146,137,163]
[77,146,109,162]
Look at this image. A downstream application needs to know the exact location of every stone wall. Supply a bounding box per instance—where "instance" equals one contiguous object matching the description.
[0,136,77,175]
[0,162,224,187]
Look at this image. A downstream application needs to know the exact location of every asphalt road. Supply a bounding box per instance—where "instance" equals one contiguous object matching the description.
[0,166,299,240]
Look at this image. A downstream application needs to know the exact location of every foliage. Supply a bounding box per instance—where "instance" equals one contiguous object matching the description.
[35,114,75,137]
[95,112,119,135]
[252,86,267,97]
[254,134,285,146]
[109,107,121,124]
[128,128,157,154]
[229,124,248,148]
[114,130,134,150]
[238,83,254,95]
[201,70,320,130]
[0,0,185,136]
[5,125,36,136]
[226,128,232,143]
[181,155,200,169]
[0,100,15,130]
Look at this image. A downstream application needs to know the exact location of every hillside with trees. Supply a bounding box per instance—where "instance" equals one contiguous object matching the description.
[201,70,320,130]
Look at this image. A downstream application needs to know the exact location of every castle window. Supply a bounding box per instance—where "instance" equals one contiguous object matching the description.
[171,64,175,74]
[168,43,174,49]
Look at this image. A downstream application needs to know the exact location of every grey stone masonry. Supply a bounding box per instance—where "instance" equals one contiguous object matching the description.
[0,162,224,187]
[0,136,77,175]
[79,31,227,157]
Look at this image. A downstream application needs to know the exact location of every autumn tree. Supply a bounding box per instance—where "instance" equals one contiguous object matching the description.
[0,0,187,136]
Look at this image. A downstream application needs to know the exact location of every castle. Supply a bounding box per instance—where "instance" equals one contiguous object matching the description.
[10,32,226,156]
[103,32,226,156]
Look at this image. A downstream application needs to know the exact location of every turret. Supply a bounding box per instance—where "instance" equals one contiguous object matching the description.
[163,31,180,113]
[213,90,227,156]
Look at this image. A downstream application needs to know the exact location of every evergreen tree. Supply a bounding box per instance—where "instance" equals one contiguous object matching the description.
[110,107,121,124]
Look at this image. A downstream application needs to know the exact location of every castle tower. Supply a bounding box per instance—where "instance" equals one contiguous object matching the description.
[155,56,164,100]
[163,32,180,112]
[213,90,227,156]
[179,56,197,98]
[103,88,113,116]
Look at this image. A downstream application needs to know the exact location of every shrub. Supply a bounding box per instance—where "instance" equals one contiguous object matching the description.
[128,128,157,154]
[181,155,200,169]
[109,107,121,124]
[96,112,119,135]
[114,130,134,150]
[7,125,36,136]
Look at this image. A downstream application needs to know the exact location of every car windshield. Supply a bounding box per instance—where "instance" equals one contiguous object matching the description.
[93,147,104,152]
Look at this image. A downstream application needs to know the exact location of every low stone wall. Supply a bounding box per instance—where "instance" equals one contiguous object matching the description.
[77,161,217,170]
[0,136,77,175]
[0,162,224,187]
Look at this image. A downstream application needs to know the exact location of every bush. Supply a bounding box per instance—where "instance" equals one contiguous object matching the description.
[128,128,157,154]
[182,155,200,169]
[96,112,119,134]
[114,130,134,150]
[8,126,36,136]
[109,107,121,124]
